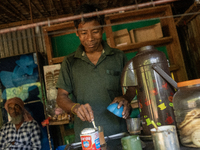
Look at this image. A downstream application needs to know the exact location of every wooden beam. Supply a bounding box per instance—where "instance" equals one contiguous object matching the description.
[0,16,7,24]
[119,37,173,52]
[1,14,13,24]
[43,21,74,32]
[14,0,30,14]
[0,20,6,24]
[57,0,65,14]
[43,28,54,65]
[51,56,65,64]
[164,5,188,81]
[50,0,59,15]
[38,0,51,16]
[0,14,73,29]
[169,64,180,72]
[0,3,22,21]
[7,0,27,20]
[2,15,18,23]
[30,1,45,18]
[106,5,167,20]
[49,120,69,125]
[175,2,200,26]
[104,19,115,47]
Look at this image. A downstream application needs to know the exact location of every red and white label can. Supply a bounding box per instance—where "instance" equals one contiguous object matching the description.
[80,128,100,150]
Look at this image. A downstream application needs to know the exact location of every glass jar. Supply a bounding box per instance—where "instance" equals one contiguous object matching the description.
[173,79,200,148]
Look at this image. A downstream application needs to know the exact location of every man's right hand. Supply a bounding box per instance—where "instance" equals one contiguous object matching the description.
[72,103,94,122]
[56,88,94,122]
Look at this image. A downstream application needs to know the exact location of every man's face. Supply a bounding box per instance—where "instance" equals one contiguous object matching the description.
[76,20,103,53]
[8,103,23,119]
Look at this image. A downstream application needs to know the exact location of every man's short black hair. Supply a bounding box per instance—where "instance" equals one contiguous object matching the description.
[74,3,105,29]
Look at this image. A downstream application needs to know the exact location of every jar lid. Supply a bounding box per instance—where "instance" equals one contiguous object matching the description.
[81,128,96,135]
[177,79,200,87]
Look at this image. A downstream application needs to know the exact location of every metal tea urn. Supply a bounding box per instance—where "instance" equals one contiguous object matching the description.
[121,45,176,135]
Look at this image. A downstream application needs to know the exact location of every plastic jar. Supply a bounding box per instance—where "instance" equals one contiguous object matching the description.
[173,79,200,148]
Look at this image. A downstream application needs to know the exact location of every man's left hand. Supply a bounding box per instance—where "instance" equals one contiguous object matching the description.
[111,96,131,119]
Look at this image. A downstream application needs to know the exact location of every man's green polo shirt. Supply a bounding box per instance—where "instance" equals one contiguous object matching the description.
[56,41,128,142]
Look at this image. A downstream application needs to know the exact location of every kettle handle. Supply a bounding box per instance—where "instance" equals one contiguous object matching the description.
[152,64,179,90]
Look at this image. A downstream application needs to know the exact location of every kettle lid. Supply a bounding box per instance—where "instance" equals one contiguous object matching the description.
[138,45,155,53]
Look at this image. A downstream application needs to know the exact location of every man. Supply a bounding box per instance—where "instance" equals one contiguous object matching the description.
[0,97,41,150]
[56,3,135,144]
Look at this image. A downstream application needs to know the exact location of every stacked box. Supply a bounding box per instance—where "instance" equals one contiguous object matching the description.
[130,23,163,43]
[107,29,131,47]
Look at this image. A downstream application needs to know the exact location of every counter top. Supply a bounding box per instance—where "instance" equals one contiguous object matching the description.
[65,141,199,150]
[143,141,199,150]
[65,133,199,150]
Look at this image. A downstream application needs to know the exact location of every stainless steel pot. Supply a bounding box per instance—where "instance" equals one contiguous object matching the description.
[121,45,176,135]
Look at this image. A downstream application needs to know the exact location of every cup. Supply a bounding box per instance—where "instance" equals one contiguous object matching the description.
[126,118,141,135]
[98,126,106,146]
[150,125,180,150]
[107,103,124,118]
[121,135,142,150]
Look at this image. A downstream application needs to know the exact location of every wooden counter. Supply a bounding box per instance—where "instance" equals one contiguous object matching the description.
[64,137,200,150]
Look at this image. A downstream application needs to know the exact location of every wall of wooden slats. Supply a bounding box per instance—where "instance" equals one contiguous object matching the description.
[0,27,46,58]
[178,15,200,79]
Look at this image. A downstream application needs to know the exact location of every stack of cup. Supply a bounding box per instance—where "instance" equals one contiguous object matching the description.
[150,125,180,150]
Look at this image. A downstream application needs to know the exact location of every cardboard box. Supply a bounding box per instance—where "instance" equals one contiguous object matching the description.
[107,29,131,47]
[129,29,136,44]
[134,23,163,43]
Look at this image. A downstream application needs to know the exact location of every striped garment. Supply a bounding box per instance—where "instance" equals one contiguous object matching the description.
[0,120,41,150]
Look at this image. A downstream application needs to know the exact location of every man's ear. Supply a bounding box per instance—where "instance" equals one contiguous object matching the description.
[75,28,79,37]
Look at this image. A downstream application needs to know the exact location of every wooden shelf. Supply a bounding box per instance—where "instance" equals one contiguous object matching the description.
[169,64,180,72]
[51,56,65,64]
[106,5,167,21]
[116,36,173,53]
[47,37,173,64]
[49,120,69,125]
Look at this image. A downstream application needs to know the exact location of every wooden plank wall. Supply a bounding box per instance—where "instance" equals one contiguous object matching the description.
[179,15,200,79]
[0,27,46,58]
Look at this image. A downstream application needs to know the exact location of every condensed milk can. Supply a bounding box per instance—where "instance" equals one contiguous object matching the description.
[80,128,100,150]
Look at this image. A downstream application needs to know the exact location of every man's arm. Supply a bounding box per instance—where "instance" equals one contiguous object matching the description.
[111,86,136,119]
[56,88,94,122]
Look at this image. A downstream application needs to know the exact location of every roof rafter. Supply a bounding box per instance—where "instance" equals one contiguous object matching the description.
[30,1,45,17]
[14,0,30,14]
[57,0,65,14]
[0,3,22,21]
[1,13,15,23]
[0,16,8,24]
[38,0,51,16]
[50,0,59,15]
[6,0,27,20]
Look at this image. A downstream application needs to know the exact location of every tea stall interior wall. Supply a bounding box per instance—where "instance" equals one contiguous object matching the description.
[176,3,200,79]
[0,27,46,59]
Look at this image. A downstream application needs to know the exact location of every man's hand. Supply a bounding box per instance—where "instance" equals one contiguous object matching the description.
[73,103,94,122]
[111,96,131,119]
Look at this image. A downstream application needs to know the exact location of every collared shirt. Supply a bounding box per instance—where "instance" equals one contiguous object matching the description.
[56,41,128,142]
[0,120,41,150]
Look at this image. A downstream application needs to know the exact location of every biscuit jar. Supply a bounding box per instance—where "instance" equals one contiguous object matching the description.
[173,79,200,148]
